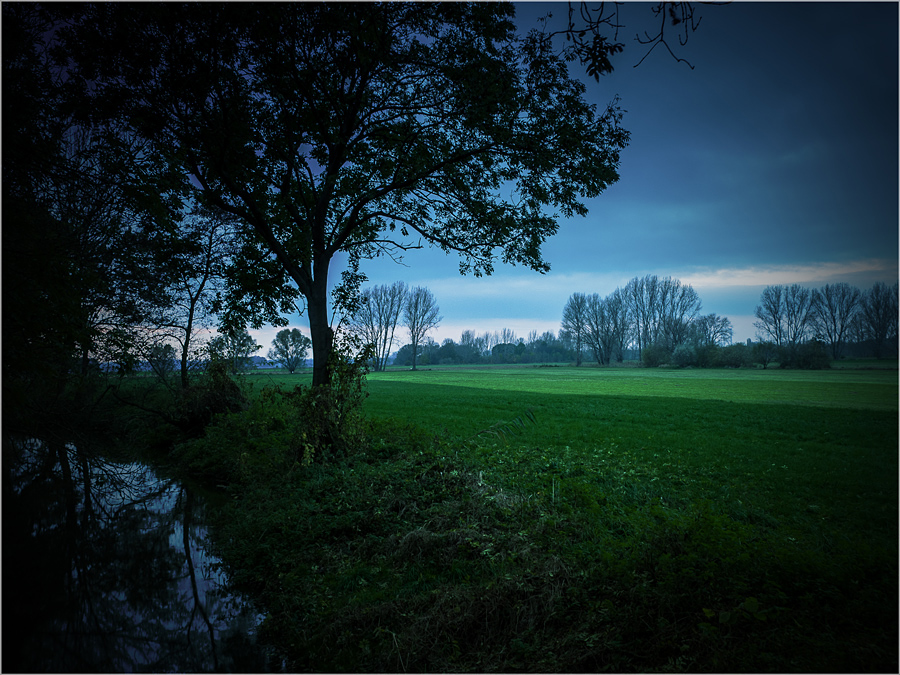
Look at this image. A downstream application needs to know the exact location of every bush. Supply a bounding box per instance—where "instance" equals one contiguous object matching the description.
[175,360,249,438]
[712,343,752,369]
[778,341,831,370]
[172,343,372,483]
[671,343,697,368]
[752,341,778,369]
[282,348,370,466]
[694,344,718,368]
[641,343,672,367]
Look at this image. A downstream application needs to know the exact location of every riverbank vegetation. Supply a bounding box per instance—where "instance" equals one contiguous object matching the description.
[178,365,897,672]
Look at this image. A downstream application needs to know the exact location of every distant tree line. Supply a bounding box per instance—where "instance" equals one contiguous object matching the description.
[347,282,582,367]
[557,276,898,370]
[349,276,898,372]
[560,274,734,368]
[753,282,898,366]
[393,329,580,367]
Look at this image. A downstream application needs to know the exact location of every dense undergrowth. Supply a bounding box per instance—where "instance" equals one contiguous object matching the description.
[173,372,898,673]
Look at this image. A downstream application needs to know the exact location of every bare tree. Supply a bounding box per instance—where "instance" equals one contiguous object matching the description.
[652,276,702,350]
[499,327,518,345]
[403,287,442,371]
[755,284,816,355]
[562,292,589,366]
[622,275,699,354]
[624,275,659,355]
[584,293,607,365]
[542,1,719,80]
[150,205,239,388]
[782,284,816,346]
[859,281,899,359]
[605,287,631,363]
[813,283,860,360]
[349,282,408,372]
[754,285,786,345]
[691,313,733,347]
[481,331,500,356]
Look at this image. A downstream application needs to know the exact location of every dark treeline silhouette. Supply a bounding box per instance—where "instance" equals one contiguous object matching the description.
[361,276,898,371]
[392,329,578,367]
[754,282,899,366]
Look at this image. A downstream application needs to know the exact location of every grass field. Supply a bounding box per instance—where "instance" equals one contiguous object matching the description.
[210,364,897,672]
[363,366,897,518]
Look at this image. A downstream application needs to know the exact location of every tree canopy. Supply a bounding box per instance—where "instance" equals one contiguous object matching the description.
[59,2,630,385]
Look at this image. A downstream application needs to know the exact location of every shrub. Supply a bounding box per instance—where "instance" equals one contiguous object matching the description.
[671,343,697,368]
[282,346,371,466]
[694,344,718,368]
[641,343,672,367]
[175,360,248,438]
[778,340,831,370]
[712,343,752,368]
[752,341,778,369]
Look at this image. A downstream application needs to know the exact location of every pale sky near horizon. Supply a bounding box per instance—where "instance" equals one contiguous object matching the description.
[249,1,899,353]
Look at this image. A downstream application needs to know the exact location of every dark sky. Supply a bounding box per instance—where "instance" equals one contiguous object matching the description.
[258,2,898,347]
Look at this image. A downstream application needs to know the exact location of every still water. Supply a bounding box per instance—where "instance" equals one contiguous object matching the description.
[3,436,272,672]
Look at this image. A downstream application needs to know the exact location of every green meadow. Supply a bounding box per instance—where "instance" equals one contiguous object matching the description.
[363,366,896,522]
[204,365,898,672]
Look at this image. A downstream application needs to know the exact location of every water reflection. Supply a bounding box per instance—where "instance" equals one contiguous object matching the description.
[3,436,269,672]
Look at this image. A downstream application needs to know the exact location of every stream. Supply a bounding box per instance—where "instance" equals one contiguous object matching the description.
[3,435,274,672]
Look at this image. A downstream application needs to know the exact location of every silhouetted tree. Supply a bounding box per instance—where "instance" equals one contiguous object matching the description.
[813,282,860,360]
[209,330,260,374]
[859,282,899,359]
[267,329,311,374]
[59,3,629,386]
[562,292,589,366]
[403,287,442,371]
[691,313,733,347]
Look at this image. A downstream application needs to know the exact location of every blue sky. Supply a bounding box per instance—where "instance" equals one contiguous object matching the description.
[251,2,898,351]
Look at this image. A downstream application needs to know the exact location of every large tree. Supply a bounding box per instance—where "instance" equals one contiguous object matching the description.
[562,292,589,366]
[859,282,899,359]
[403,286,442,371]
[813,283,860,360]
[583,293,608,365]
[624,275,660,355]
[59,3,629,387]
[691,313,733,347]
[754,285,787,346]
[623,274,700,355]
[754,284,817,358]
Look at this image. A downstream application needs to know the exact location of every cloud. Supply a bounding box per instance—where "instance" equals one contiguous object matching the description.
[675,258,898,289]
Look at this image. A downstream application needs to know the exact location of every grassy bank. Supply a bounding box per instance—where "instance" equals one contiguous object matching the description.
[197,366,897,671]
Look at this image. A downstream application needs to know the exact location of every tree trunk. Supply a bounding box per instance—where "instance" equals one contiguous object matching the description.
[181,295,198,390]
[308,276,334,387]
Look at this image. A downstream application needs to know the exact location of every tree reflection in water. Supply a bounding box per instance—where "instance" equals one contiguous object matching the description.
[3,436,270,672]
